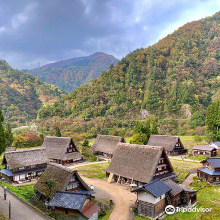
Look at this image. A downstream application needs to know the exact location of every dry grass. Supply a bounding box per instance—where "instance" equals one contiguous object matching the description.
[170,158,201,172]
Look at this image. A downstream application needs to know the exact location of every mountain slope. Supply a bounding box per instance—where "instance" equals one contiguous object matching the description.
[0,60,64,125]
[28,52,118,91]
[38,11,220,135]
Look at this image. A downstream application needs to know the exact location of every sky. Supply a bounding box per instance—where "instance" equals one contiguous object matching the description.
[0,0,219,69]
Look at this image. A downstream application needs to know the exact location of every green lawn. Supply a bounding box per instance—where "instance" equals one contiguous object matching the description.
[174,169,188,182]
[76,162,110,179]
[0,183,34,202]
[169,158,201,172]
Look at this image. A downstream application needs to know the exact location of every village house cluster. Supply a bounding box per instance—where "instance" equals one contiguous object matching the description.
[0,134,219,219]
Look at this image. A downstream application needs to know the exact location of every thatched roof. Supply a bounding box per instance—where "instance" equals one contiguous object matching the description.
[106,143,174,183]
[3,148,48,170]
[92,134,125,155]
[35,163,91,198]
[148,135,182,152]
[42,136,83,161]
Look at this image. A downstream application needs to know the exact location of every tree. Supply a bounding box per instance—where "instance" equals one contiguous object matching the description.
[5,122,13,147]
[150,115,158,135]
[82,138,90,147]
[130,133,148,145]
[193,134,203,144]
[55,127,62,137]
[0,109,6,154]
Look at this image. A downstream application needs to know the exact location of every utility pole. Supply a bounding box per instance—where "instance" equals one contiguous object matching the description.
[9,201,11,219]
[4,186,7,200]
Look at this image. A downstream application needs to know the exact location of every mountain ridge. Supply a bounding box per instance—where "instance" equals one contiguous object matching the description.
[28,52,118,91]
[0,60,64,125]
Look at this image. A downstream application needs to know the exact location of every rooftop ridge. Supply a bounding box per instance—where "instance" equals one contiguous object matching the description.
[117,143,163,150]
[5,147,46,154]
[45,136,71,139]
[48,162,76,173]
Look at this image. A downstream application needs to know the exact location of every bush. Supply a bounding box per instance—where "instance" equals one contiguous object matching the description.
[130,133,148,145]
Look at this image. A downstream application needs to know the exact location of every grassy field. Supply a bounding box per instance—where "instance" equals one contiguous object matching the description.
[174,169,188,182]
[170,158,201,172]
[1,183,34,202]
[76,162,110,179]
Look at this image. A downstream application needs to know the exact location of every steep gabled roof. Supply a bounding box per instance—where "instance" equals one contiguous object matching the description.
[42,136,83,160]
[92,134,125,155]
[106,143,174,183]
[148,135,183,152]
[132,179,171,198]
[193,145,215,151]
[3,148,48,170]
[35,163,91,198]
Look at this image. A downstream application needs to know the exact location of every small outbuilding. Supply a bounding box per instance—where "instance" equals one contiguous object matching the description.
[92,134,125,159]
[209,142,220,154]
[147,135,188,155]
[132,179,171,219]
[197,158,220,184]
[1,148,48,183]
[192,145,216,157]
[42,136,83,165]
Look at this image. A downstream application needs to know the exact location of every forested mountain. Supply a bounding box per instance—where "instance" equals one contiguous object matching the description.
[38,11,220,136]
[0,60,63,125]
[28,52,118,91]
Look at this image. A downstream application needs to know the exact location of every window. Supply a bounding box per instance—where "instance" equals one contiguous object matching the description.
[65,210,68,215]
[19,167,25,170]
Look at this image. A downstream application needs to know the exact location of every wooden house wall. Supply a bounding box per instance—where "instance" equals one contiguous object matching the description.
[137,199,165,218]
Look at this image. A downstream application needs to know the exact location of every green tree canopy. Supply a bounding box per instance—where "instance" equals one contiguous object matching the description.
[0,109,6,154]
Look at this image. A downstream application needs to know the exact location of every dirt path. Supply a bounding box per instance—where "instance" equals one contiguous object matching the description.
[68,160,109,169]
[179,173,197,188]
[83,177,136,220]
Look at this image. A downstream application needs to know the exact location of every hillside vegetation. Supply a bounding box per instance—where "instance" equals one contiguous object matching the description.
[38,12,220,136]
[28,52,118,92]
[0,60,63,125]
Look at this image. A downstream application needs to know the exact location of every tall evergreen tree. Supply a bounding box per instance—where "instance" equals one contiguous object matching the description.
[55,127,62,137]
[0,109,6,154]
[5,122,13,147]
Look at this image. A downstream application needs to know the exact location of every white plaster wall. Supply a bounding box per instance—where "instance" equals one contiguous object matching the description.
[137,191,165,204]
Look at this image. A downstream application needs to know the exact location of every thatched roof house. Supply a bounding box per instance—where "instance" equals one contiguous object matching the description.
[42,136,83,165]
[106,143,176,185]
[3,148,48,170]
[147,135,188,155]
[35,163,91,198]
[1,148,48,183]
[36,163,99,219]
[92,134,125,158]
